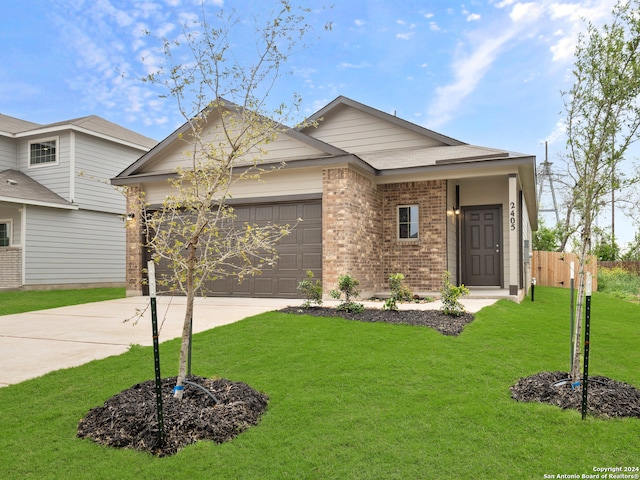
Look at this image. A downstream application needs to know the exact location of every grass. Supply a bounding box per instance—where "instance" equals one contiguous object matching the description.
[0,287,125,315]
[0,286,638,479]
[598,266,640,301]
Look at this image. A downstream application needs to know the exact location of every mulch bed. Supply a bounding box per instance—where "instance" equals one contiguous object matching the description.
[77,376,268,457]
[77,311,639,457]
[279,306,474,336]
[511,371,640,419]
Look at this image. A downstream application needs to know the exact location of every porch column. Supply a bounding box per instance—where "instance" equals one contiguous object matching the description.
[508,174,518,295]
[125,185,144,296]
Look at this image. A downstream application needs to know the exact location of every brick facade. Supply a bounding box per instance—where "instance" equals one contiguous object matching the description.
[125,185,144,296]
[380,180,447,292]
[322,167,383,296]
[322,167,447,296]
[0,247,22,288]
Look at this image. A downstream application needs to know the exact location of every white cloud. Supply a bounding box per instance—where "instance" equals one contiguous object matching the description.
[510,2,545,23]
[397,32,415,40]
[550,35,577,62]
[429,22,441,32]
[354,19,366,26]
[424,13,434,19]
[427,29,519,128]
[545,119,567,145]
[495,0,515,8]
[467,13,482,22]
[338,61,371,69]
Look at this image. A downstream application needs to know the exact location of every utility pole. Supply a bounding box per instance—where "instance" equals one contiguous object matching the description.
[537,142,560,225]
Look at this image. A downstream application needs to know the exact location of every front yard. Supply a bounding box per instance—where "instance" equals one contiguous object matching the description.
[0,287,638,479]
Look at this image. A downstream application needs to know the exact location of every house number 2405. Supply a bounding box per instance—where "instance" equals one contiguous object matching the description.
[509,202,516,231]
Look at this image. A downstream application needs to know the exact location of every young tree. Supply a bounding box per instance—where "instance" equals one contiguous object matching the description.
[140,1,328,398]
[563,0,640,383]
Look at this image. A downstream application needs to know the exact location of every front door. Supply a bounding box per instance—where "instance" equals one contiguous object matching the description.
[462,206,502,286]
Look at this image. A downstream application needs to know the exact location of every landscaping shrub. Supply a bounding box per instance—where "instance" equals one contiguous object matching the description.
[297,270,323,308]
[383,273,413,311]
[440,271,469,316]
[330,274,365,313]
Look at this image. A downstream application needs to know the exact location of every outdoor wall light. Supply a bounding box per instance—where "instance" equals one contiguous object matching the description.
[453,206,461,215]
[126,213,135,221]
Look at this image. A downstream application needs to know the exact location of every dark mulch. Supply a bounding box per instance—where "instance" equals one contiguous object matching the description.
[77,376,268,456]
[511,371,640,419]
[279,306,474,336]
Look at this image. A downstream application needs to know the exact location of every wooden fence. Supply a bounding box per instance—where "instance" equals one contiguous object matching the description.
[532,251,598,290]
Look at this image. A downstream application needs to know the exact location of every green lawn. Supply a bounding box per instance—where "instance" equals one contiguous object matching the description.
[0,287,125,315]
[0,287,638,479]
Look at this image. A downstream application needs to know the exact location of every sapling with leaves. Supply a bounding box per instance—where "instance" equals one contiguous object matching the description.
[137,1,331,398]
[560,0,640,383]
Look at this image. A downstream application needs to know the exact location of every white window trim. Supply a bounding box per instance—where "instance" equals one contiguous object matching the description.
[0,219,12,247]
[397,204,419,240]
[28,136,59,168]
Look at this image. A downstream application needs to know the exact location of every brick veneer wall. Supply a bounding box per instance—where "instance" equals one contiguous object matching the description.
[0,247,22,288]
[125,185,144,296]
[380,180,447,292]
[322,167,383,296]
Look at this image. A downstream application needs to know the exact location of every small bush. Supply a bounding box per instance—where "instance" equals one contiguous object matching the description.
[330,274,365,313]
[383,273,414,311]
[440,271,469,317]
[297,270,323,308]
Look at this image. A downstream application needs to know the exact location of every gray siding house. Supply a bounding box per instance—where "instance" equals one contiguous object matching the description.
[113,96,538,301]
[0,114,156,289]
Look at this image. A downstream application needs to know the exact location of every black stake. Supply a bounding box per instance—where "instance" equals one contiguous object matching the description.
[148,261,165,445]
[581,272,592,420]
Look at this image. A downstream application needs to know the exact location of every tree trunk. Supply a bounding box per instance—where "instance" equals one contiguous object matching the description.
[174,242,197,399]
[571,228,591,383]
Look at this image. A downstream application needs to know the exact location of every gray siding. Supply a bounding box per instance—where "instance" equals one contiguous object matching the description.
[0,137,17,170]
[0,203,22,245]
[74,132,139,213]
[18,133,72,201]
[24,207,125,285]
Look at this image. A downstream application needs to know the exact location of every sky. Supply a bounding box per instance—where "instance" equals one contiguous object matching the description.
[1,0,637,246]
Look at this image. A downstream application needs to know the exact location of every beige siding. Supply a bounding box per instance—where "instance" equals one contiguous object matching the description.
[143,167,323,205]
[458,176,510,288]
[139,119,330,175]
[307,105,446,153]
[446,181,458,284]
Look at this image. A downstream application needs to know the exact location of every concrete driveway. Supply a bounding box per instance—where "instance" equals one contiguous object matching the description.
[0,295,496,388]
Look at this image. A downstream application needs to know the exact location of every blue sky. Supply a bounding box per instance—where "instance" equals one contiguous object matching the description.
[1,0,635,244]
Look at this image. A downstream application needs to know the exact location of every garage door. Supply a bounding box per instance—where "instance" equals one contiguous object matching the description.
[153,199,322,298]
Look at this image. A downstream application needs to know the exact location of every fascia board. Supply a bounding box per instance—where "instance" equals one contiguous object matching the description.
[0,196,79,210]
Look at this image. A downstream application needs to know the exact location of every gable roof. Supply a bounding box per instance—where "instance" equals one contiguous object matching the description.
[112,99,350,184]
[0,114,41,135]
[300,96,466,147]
[0,113,156,151]
[0,169,77,210]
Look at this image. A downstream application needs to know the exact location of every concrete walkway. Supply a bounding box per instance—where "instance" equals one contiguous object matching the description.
[0,296,497,388]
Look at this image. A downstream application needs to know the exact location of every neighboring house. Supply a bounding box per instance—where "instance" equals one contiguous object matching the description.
[0,114,156,289]
[112,96,537,301]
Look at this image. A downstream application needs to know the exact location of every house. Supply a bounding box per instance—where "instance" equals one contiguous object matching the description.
[0,114,156,289]
[112,96,537,301]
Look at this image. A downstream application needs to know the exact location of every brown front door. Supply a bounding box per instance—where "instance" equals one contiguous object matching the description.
[462,206,502,286]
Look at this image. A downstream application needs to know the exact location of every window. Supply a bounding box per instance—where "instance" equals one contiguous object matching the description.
[0,221,10,247]
[29,138,58,166]
[398,205,419,239]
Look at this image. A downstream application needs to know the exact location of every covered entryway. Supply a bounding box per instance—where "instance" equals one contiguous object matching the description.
[152,199,322,298]
[462,205,502,286]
